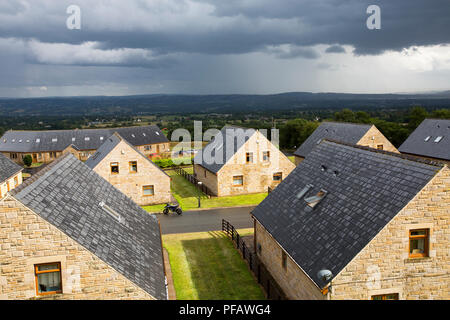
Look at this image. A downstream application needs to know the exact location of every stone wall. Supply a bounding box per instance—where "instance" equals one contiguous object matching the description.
[195,131,296,197]
[193,164,219,196]
[357,125,399,153]
[254,165,449,300]
[0,196,155,300]
[331,166,449,300]
[0,172,23,199]
[254,220,325,300]
[91,140,171,206]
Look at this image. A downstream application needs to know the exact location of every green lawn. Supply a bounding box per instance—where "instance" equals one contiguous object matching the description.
[144,169,267,213]
[163,229,264,300]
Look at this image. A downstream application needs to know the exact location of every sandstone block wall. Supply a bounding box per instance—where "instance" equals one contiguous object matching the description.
[92,140,171,206]
[0,196,155,300]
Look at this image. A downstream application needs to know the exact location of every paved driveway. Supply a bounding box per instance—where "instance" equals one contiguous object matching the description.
[158,206,255,234]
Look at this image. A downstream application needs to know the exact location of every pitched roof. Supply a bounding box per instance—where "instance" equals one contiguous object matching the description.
[85,132,169,178]
[11,153,167,299]
[0,153,23,184]
[399,118,450,161]
[293,122,372,158]
[194,126,257,173]
[252,140,443,289]
[0,125,168,153]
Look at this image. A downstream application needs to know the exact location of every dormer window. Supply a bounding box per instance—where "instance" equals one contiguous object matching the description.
[305,189,327,209]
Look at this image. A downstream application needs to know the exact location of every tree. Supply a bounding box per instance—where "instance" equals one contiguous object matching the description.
[408,107,428,130]
[23,155,32,167]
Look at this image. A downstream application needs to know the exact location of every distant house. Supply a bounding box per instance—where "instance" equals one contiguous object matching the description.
[293,122,398,165]
[0,153,23,199]
[0,125,170,165]
[399,119,450,164]
[194,126,295,197]
[0,153,167,300]
[85,133,171,206]
[252,140,449,300]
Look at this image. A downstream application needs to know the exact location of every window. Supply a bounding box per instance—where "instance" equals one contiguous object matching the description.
[129,161,138,173]
[273,172,282,181]
[409,229,429,258]
[262,151,270,162]
[204,170,207,178]
[296,184,313,200]
[34,263,62,296]
[377,144,384,150]
[85,137,90,141]
[233,175,243,186]
[110,162,119,174]
[281,251,287,270]
[13,176,18,187]
[52,138,57,142]
[424,136,431,142]
[145,145,151,151]
[371,293,399,300]
[10,153,17,159]
[434,136,443,143]
[143,185,155,196]
[246,152,253,163]
[305,189,327,209]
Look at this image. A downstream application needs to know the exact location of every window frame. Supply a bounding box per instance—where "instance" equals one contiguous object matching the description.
[233,175,244,187]
[371,293,399,300]
[34,262,63,296]
[110,162,119,175]
[273,172,283,182]
[262,151,270,162]
[246,152,253,163]
[129,161,138,173]
[408,229,429,258]
[377,144,384,150]
[143,185,155,197]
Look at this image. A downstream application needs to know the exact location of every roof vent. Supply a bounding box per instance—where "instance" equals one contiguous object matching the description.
[333,170,339,177]
[305,189,328,209]
[99,201,123,223]
[296,184,313,200]
[321,165,327,172]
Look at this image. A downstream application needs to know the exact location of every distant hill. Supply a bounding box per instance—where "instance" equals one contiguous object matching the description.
[0,91,449,116]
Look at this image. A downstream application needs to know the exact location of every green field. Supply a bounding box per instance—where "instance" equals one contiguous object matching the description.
[163,229,264,300]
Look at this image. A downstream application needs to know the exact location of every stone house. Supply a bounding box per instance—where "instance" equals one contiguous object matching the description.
[399,119,450,165]
[193,126,296,197]
[0,125,170,165]
[293,121,398,165]
[0,153,167,300]
[251,140,449,300]
[85,133,171,206]
[0,153,23,199]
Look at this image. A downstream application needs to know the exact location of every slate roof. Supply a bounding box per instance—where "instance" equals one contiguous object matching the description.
[399,118,450,161]
[0,152,23,183]
[194,126,257,173]
[85,132,169,178]
[293,122,372,158]
[0,125,168,153]
[252,140,443,289]
[11,153,167,300]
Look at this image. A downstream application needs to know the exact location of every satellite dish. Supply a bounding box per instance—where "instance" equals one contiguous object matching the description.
[317,269,333,282]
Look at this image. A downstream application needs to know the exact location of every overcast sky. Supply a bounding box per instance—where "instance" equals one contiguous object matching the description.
[0,0,449,97]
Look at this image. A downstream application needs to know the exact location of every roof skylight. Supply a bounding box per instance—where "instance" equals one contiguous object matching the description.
[296,184,313,200]
[434,136,443,143]
[99,201,123,223]
[424,136,431,142]
[305,189,328,209]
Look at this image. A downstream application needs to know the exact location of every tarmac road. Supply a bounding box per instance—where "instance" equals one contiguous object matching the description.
[158,206,255,234]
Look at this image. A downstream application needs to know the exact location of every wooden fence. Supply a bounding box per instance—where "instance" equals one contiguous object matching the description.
[222,219,287,300]
[174,167,215,197]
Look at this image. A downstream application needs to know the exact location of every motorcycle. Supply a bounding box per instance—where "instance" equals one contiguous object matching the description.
[163,203,183,215]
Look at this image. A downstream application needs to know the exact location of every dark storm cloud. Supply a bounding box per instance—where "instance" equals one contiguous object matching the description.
[325,45,346,54]
[0,0,448,59]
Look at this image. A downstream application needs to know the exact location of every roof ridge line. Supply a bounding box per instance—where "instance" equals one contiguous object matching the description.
[322,139,445,167]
